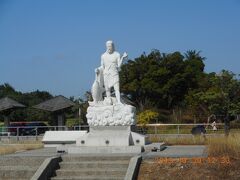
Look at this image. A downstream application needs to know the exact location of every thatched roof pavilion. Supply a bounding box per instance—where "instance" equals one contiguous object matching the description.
[34,95,75,112]
[0,97,25,111]
[0,97,25,126]
[34,95,75,128]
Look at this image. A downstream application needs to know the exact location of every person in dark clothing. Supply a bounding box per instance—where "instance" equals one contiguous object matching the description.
[224,115,234,137]
[191,125,207,141]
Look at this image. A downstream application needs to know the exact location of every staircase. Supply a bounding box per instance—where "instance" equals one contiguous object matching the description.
[0,156,46,180]
[51,155,131,180]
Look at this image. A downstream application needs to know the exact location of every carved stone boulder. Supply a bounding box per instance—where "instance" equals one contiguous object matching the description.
[87,98,136,126]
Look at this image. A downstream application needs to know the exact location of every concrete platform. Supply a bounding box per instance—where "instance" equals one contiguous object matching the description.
[42,131,88,147]
[142,145,207,159]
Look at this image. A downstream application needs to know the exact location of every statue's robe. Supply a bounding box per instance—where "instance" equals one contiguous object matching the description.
[101,51,120,89]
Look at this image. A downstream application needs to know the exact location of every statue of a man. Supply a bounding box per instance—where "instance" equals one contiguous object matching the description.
[95,40,128,104]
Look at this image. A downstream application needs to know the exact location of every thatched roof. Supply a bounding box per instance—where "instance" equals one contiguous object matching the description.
[33,95,75,112]
[0,97,25,111]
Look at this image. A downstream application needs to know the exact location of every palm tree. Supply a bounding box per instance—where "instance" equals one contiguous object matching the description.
[184,50,206,61]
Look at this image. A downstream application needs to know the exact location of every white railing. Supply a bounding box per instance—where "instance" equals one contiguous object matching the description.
[137,123,226,134]
[0,126,77,141]
[0,123,237,141]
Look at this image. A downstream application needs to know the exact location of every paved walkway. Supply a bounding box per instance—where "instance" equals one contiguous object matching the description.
[3,145,207,159]
[4,147,60,157]
[143,145,207,159]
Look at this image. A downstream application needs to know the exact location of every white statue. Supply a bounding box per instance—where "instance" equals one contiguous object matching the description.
[91,67,104,104]
[87,41,136,126]
[92,40,128,105]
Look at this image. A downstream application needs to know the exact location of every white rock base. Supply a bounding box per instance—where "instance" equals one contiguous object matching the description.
[87,100,136,126]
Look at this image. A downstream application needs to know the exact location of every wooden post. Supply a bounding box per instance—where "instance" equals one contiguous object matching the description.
[3,115,9,127]
[57,113,65,130]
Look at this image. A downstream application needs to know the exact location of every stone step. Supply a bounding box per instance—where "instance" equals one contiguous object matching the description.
[59,160,129,169]
[0,169,37,179]
[1,179,29,180]
[51,175,124,180]
[56,168,127,177]
[61,156,131,162]
[0,165,38,171]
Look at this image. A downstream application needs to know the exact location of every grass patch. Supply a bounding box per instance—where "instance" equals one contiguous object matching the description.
[149,132,240,156]
[139,133,240,180]
[148,134,207,145]
[0,142,43,155]
[208,133,240,159]
[137,125,240,134]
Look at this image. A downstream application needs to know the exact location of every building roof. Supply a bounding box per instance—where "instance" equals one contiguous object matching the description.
[0,97,26,111]
[33,95,75,112]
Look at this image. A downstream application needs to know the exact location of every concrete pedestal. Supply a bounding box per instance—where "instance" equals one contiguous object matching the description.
[66,126,148,154]
[76,126,147,147]
[68,145,144,154]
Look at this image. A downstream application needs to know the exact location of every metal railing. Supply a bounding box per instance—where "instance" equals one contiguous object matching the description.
[0,126,71,141]
[0,123,238,141]
[136,123,226,134]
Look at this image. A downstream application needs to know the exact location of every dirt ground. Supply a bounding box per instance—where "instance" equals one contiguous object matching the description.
[138,157,240,180]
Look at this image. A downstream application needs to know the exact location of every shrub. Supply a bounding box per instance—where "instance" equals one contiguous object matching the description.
[137,110,159,125]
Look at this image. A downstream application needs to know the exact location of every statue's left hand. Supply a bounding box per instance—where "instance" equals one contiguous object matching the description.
[122,52,128,59]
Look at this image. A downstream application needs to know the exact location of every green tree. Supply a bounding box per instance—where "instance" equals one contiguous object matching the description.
[120,50,205,111]
[185,70,240,122]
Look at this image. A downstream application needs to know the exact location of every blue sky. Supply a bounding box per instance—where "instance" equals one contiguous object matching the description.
[0,0,240,98]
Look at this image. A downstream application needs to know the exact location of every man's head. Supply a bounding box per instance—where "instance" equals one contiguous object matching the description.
[106,40,115,54]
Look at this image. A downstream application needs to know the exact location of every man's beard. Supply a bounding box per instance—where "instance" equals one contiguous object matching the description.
[108,49,113,54]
